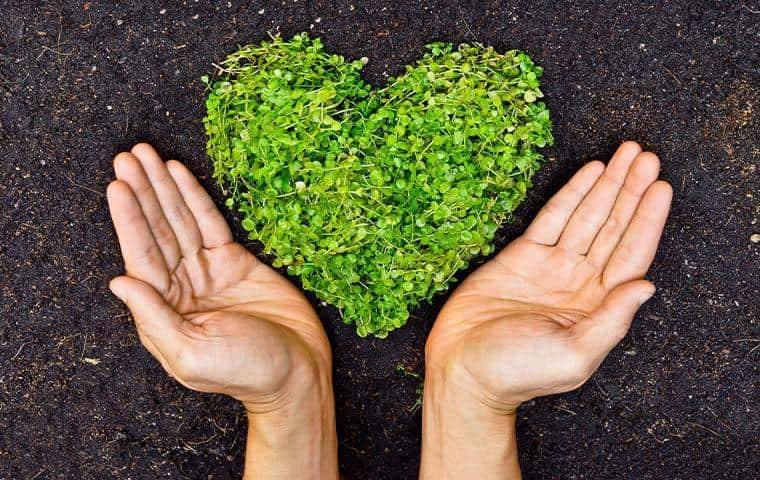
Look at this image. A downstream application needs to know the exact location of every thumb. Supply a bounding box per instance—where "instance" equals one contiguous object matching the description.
[574,279,656,355]
[109,275,186,357]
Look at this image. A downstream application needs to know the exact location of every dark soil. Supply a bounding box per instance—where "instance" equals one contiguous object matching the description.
[1,1,758,479]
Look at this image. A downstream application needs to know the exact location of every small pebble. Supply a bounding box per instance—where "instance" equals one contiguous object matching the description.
[751,233,760,243]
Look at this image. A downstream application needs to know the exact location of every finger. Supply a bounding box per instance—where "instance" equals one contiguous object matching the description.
[166,160,233,248]
[603,181,673,288]
[109,275,189,362]
[522,161,605,245]
[557,141,643,254]
[107,181,170,292]
[130,143,203,256]
[574,279,655,356]
[117,302,190,387]
[114,152,182,269]
[586,152,661,268]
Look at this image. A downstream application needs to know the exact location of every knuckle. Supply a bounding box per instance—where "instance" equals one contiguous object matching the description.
[152,220,175,243]
[542,199,565,217]
[168,204,190,225]
[136,242,162,264]
[604,214,620,232]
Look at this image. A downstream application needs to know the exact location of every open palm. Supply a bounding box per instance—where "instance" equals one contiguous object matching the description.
[427,142,673,411]
[107,144,330,411]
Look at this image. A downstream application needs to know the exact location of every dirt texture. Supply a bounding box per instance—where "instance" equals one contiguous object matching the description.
[0,1,758,479]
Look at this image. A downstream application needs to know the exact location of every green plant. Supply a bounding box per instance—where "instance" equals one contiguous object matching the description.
[396,362,424,413]
[203,33,553,337]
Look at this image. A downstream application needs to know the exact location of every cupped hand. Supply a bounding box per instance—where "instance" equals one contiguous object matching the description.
[107,144,331,413]
[426,141,673,412]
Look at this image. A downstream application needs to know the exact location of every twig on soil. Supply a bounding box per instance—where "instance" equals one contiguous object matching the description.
[552,405,578,416]
[210,417,229,434]
[734,338,760,353]
[593,377,609,397]
[10,342,26,361]
[38,45,74,59]
[63,172,105,197]
[706,406,736,434]
[742,4,760,14]
[457,7,477,40]
[124,104,130,133]
[662,65,683,87]
[27,467,49,480]
[687,421,726,440]
[185,432,218,448]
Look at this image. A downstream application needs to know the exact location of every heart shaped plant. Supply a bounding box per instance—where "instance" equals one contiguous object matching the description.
[203,33,552,337]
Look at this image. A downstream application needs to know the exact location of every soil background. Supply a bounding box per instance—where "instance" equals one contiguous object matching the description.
[1,1,758,479]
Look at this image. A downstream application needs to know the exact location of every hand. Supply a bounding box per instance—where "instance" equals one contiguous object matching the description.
[107,144,337,479]
[421,141,672,479]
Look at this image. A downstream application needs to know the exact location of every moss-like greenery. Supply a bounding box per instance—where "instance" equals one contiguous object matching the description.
[203,33,552,337]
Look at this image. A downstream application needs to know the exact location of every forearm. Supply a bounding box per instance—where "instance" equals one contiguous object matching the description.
[243,371,339,480]
[419,365,521,480]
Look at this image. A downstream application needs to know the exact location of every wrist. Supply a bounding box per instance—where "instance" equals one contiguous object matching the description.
[425,346,524,414]
[420,359,521,480]
[243,357,338,480]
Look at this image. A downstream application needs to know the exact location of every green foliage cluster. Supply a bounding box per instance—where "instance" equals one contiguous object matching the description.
[203,33,552,337]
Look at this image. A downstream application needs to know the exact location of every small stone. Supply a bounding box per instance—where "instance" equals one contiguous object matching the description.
[258,8,265,14]
[751,233,760,243]
[159,8,166,15]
